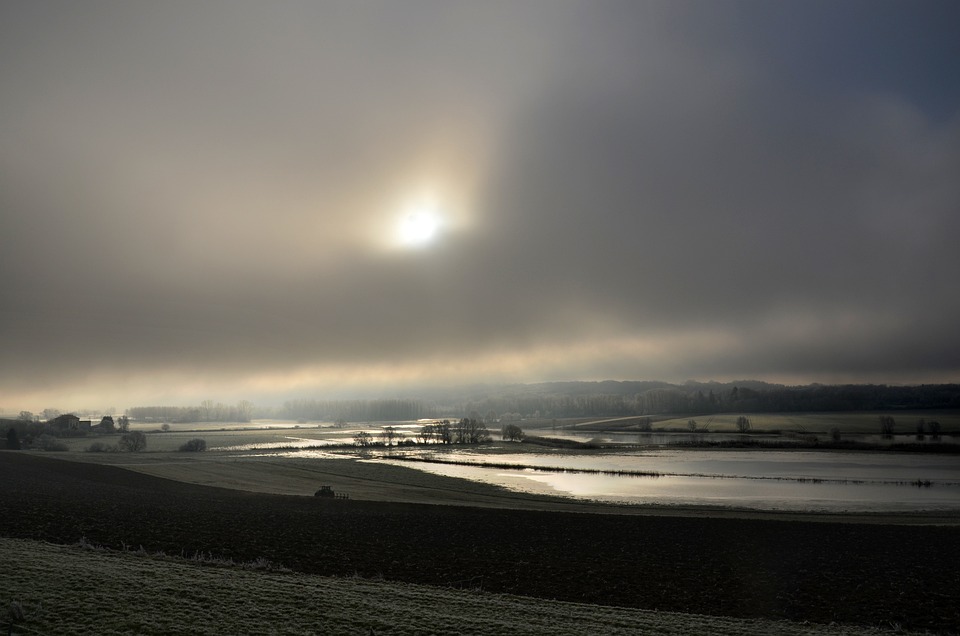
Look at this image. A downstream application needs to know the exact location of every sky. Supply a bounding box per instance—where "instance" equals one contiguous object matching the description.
[2,0,959,412]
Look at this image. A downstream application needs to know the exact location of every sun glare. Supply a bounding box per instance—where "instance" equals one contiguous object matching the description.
[397,201,441,248]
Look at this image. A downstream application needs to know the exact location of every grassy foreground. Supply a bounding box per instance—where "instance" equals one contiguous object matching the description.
[1,537,911,636]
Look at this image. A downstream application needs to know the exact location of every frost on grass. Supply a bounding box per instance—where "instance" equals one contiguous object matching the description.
[74,536,291,572]
[2,537,918,636]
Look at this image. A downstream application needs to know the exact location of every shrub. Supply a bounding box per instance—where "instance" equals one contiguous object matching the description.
[86,442,116,453]
[35,434,68,452]
[829,427,841,442]
[179,438,207,452]
[118,430,147,452]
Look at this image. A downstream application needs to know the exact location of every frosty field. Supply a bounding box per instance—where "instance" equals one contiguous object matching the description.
[0,538,925,636]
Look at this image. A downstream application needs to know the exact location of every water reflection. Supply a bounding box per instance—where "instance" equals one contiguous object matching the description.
[211,437,346,452]
[376,449,960,513]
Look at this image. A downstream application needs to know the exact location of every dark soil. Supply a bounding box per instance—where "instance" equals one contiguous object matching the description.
[2,453,958,633]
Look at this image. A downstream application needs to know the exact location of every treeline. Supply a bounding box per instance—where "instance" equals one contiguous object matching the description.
[278,399,438,422]
[457,382,960,419]
[123,383,960,425]
[127,400,254,423]
[354,418,492,447]
[280,383,960,422]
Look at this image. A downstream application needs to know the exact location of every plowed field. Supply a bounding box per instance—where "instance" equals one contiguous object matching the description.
[1,453,957,632]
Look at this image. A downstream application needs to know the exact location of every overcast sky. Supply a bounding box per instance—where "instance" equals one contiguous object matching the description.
[2,0,959,411]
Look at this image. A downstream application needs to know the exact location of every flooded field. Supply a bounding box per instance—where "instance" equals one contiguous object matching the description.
[373,448,960,513]
[69,416,960,514]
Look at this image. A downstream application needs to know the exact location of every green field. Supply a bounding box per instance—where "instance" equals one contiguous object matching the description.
[1,537,915,636]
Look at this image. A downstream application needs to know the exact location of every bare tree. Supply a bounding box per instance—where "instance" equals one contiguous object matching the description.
[378,426,397,447]
[879,416,895,438]
[435,420,452,445]
[417,424,435,444]
[236,400,255,422]
[353,431,372,447]
[456,418,491,444]
[736,416,751,433]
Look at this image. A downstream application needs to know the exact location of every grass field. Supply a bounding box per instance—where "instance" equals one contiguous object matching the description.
[0,537,923,636]
[566,411,960,434]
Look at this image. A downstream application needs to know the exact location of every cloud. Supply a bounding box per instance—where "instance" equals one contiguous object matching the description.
[1,1,959,410]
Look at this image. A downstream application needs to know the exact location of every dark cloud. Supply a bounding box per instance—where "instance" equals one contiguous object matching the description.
[1,1,958,409]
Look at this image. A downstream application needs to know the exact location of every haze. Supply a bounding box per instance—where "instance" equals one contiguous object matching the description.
[2,1,959,411]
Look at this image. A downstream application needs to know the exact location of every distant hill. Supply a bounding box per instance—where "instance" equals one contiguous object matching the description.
[253,381,960,422]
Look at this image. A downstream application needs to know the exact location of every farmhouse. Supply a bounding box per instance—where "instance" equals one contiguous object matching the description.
[49,413,91,433]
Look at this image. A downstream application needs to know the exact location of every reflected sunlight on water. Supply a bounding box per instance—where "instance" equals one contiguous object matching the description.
[374,449,960,513]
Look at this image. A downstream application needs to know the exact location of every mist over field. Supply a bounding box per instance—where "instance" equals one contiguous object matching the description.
[2,1,959,412]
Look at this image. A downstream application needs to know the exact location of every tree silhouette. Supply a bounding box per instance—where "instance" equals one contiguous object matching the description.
[6,428,20,450]
[879,416,895,438]
[736,416,751,433]
[501,424,524,442]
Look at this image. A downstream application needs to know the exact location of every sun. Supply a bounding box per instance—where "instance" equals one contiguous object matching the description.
[397,201,441,248]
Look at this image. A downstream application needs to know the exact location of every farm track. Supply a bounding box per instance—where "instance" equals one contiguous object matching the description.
[1,453,959,633]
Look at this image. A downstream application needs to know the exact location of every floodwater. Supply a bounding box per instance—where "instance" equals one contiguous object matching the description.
[543,430,956,446]
[143,419,959,513]
[377,449,960,513]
